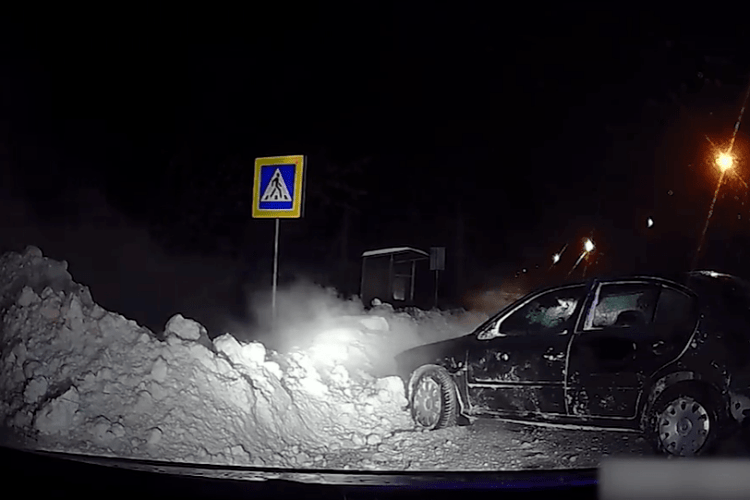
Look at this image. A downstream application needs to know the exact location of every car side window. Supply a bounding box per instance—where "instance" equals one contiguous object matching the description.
[499,286,585,336]
[584,283,659,330]
[653,286,695,329]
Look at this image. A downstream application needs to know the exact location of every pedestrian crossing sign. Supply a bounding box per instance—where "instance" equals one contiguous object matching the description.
[252,155,306,218]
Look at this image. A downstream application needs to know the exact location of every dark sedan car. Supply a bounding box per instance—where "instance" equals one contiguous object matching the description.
[394,271,750,457]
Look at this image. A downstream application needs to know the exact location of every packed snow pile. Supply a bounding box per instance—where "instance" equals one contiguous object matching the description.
[0,246,418,467]
[0,246,487,468]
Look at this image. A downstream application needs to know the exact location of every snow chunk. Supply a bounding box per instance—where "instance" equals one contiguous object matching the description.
[91,416,114,444]
[150,357,168,382]
[147,427,163,446]
[367,434,382,446]
[65,294,85,332]
[165,314,205,341]
[23,376,48,404]
[34,386,80,435]
[17,287,40,307]
[263,361,282,380]
[242,342,266,365]
[24,245,43,259]
[214,334,265,367]
[214,334,242,360]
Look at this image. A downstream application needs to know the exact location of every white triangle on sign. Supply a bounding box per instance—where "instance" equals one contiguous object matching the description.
[260,168,292,202]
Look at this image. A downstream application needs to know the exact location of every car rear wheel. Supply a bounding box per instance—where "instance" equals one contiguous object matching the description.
[410,366,458,430]
[646,384,721,457]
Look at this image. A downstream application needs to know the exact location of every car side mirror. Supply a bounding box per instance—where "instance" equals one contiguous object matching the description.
[477,322,505,340]
[477,330,493,341]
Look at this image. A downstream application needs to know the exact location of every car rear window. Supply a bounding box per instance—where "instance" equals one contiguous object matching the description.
[653,286,695,328]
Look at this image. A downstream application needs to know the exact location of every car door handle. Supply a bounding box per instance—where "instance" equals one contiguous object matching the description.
[544,347,565,362]
[543,352,565,362]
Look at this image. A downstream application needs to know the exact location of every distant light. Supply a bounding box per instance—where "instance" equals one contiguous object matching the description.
[668,190,674,196]
[647,217,654,228]
[584,239,595,252]
[717,152,734,171]
[552,253,560,264]
[523,268,527,273]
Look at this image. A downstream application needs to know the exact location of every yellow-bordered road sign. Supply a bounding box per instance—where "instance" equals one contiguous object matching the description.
[252,155,306,218]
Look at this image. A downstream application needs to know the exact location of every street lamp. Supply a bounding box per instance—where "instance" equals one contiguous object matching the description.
[717,151,734,172]
[567,238,595,277]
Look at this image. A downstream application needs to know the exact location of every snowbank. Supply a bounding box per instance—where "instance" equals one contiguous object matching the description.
[0,247,416,467]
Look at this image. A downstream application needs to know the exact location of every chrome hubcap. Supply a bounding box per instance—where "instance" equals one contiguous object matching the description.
[658,396,710,456]
[413,377,441,428]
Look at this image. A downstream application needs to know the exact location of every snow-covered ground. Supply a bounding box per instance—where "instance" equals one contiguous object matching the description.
[0,246,492,469]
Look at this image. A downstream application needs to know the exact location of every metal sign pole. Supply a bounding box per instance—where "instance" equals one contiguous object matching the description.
[434,269,439,309]
[272,218,279,327]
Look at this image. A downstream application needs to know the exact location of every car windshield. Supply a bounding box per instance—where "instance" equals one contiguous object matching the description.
[2,8,750,494]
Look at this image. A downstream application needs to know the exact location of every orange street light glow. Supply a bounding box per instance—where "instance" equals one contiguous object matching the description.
[717,152,734,171]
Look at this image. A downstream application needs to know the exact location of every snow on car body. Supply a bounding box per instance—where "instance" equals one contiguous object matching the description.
[394,271,750,457]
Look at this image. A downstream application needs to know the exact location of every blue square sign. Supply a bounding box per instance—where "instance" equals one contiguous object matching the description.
[258,164,296,210]
[252,155,305,218]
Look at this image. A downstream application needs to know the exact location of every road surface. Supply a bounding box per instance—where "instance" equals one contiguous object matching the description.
[321,417,655,471]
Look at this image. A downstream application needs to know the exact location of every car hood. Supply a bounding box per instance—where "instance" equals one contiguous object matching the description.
[393,333,476,378]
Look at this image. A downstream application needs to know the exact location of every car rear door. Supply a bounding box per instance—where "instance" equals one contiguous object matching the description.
[566,280,697,420]
[466,284,587,417]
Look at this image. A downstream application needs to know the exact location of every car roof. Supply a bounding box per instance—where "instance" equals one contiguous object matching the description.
[536,273,701,297]
[498,271,748,313]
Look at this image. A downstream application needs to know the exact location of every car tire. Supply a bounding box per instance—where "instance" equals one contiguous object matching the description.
[410,366,458,430]
[645,383,722,457]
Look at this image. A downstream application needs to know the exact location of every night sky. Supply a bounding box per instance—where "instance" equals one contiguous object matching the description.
[2,8,750,333]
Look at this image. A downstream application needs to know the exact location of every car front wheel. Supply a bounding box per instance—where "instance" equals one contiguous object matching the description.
[410,366,458,430]
[646,384,721,457]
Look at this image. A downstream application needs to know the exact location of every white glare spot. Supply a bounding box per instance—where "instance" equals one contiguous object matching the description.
[647,217,654,228]
[553,253,560,264]
[584,239,594,252]
[523,268,527,273]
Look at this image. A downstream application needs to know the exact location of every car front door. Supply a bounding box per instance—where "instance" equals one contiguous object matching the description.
[466,284,587,417]
[565,281,695,420]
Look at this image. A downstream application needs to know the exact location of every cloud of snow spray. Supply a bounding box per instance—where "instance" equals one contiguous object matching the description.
[224,277,488,379]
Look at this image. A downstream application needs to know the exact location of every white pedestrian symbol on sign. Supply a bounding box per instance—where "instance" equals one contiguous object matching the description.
[260,168,292,202]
